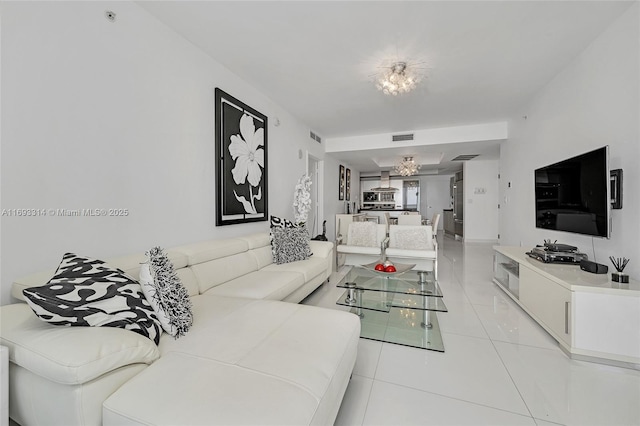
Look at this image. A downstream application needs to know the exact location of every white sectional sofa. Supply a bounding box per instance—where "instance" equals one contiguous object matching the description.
[0,232,360,425]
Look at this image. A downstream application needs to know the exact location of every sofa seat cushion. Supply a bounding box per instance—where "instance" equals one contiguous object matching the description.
[103,352,320,425]
[262,255,327,282]
[204,271,304,300]
[386,247,437,258]
[105,295,361,425]
[0,304,159,385]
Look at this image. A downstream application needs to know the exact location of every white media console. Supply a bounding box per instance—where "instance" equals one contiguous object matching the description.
[493,246,639,369]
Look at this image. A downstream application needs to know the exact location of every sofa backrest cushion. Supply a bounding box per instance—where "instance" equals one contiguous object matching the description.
[174,238,249,265]
[251,245,275,270]
[174,268,199,297]
[236,233,271,250]
[108,251,189,281]
[191,252,259,294]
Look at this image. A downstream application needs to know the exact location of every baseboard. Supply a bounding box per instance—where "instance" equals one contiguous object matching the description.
[463,238,498,245]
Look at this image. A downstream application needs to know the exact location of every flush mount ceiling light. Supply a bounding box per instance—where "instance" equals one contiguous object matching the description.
[374,61,425,96]
[394,156,421,176]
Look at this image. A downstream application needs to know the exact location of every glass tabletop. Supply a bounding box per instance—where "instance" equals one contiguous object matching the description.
[354,307,445,352]
[336,289,448,312]
[337,266,442,297]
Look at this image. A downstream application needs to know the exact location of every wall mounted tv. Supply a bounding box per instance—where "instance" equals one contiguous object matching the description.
[535,146,610,238]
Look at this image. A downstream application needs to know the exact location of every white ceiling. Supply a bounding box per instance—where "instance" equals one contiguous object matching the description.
[136,1,633,173]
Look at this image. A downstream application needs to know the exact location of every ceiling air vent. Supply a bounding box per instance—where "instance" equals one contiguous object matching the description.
[452,154,479,161]
[392,133,414,142]
[309,131,322,143]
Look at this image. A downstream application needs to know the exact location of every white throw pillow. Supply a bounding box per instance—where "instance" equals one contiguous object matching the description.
[347,222,378,247]
[393,229,431,250]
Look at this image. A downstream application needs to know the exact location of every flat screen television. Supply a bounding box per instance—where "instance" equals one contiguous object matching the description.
[534,146,610,238]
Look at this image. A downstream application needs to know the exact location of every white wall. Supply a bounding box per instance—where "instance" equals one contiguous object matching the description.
[464,160,499,242]
[500,4,639,279]
[0,1,324,304]
[419,175,451,230]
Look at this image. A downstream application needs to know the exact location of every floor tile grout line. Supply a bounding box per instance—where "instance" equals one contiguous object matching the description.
[369,375,537,420]
[446,241,538,421]
[357,341,383,426]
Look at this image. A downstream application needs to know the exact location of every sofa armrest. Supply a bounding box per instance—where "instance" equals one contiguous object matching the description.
[309,240,334,259]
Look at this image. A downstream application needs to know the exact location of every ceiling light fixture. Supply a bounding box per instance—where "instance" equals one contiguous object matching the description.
[375,61,424,96]
[395,157,421,176]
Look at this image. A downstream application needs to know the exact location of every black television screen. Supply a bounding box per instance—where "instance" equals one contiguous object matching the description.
[535,146,610,238]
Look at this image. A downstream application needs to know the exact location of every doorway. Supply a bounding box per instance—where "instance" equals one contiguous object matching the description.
[307,154,324,238]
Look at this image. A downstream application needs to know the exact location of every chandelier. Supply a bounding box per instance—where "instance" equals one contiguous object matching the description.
[375,61,424,96]
[394,157,421,176]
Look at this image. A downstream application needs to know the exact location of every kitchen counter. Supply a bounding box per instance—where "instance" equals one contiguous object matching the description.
[358,208,418,212]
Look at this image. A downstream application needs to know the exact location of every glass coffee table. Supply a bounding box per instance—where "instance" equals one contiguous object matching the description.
[336,264,447,352]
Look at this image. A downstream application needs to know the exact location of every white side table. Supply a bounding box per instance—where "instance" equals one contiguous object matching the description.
[0,345,7,426]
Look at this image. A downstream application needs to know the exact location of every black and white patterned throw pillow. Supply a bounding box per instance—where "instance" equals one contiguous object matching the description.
[22,253,162,344]
[270,215,312,260]
[270,226,312,265]
[139,247,193,338]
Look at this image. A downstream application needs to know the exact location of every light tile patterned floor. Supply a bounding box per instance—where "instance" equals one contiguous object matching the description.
[302,234,640,426]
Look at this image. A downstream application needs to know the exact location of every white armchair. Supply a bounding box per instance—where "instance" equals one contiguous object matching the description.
[385,225,438,279]
[336,222,388,267]
[430,213,441,237]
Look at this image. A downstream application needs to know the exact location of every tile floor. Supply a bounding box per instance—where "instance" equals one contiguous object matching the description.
[302,235,640,426]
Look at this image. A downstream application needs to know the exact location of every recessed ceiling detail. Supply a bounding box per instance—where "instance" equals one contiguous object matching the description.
[451,154,479,161]
[373,152,444,168]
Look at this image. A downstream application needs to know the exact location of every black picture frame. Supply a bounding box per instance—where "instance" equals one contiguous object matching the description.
[215,88,268,226]
[346,168,351,201]
[339,165,345,201]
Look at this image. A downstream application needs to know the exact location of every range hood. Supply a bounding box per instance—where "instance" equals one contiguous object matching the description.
[371,171,399,192]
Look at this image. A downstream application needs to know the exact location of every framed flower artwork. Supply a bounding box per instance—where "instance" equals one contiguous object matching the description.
[215,88,268,226]
[346,168,351,201]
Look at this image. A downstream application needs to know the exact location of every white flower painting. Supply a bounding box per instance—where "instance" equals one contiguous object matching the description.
[229,113,265,214]
[215,89,268,226]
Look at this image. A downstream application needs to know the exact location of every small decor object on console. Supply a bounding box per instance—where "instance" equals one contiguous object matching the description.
[140,247,193,338]
[609,256,630,283]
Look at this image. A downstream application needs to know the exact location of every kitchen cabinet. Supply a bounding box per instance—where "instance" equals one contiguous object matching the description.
[443,210,454,236]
